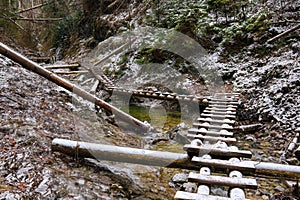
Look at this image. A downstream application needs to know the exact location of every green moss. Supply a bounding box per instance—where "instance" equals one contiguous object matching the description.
[117,54,129,66]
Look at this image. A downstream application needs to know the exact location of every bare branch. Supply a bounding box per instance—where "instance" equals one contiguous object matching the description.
[267,23,300,43]
[15,2,49,14]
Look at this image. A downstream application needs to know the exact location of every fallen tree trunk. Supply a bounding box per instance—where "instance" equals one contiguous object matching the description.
[52,138,300,180]
[0,42,150,132]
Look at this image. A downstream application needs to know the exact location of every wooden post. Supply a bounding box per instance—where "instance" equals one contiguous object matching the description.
[0,42,150,132]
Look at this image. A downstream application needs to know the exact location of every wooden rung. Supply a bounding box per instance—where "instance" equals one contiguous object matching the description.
[214,93,240,96]
[191,157,255,173]
[44,63,79,69]
[206,107,236,112]
[201,113,236,119]
[209,98,239,102]
[193,123,234,130]
[204,110,236,115]
[187,134,237,144]
[208,104,238,108]
[188,172,258,189]
[184,144,252,158]
[174,191,233,200]
[197,118,235,125]
[209,101,240,105]
[55,70,89,74]
[188,128,234,137]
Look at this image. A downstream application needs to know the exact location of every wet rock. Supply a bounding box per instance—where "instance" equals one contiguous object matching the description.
[245,136,256,142]
[274,185,285,193]
[172,173,188,183]
[183,182,197,193]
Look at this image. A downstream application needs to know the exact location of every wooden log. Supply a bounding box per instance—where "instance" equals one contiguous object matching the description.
[197,118,235,125]
[204,110,236,115]
[54,70,89,75]
[201,113,236,119]
[175,191,235,200]
[44,63,79,69]
[188,172,258,189]
[254,162,300,180]
[184,144,252,159]
[90,80,99,93]
[209,101,240,105]
[208,104,238,108]
[206,107,236,112]
[0,42,150,132]
[51,138,196,169]
[29,56,52,63]
[188,128,234,137]
[193,123,234,130]
[52,139,300,180]
[191,157,255,173]
[187,134,237,144]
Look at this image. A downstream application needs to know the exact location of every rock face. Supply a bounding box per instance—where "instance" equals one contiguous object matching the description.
[218,42,300,134]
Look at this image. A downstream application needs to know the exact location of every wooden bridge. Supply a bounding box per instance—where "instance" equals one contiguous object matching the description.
[1,42,300,200]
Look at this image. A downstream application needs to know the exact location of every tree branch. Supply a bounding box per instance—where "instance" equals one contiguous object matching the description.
[267,23,300,43]
[15,2,50,14]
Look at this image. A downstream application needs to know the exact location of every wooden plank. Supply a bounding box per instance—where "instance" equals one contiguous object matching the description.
[209,101,240,105]
[208,104,238,108]
[184,144,252,158]
[188,128,234,137]
[201,113,236,119]
[175,191,232,200]
[214,93,240,96]
[44,63,79,69]
[90,80,99,93]
[192,157,255,173]
[204,110,236,115]
[193,123,234,130]
[187,134,237,144]
[188,172,258,189]
[208,98,239,102]
[197,118,235,125]
[206,107,236,112]
[55,70,89,75]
